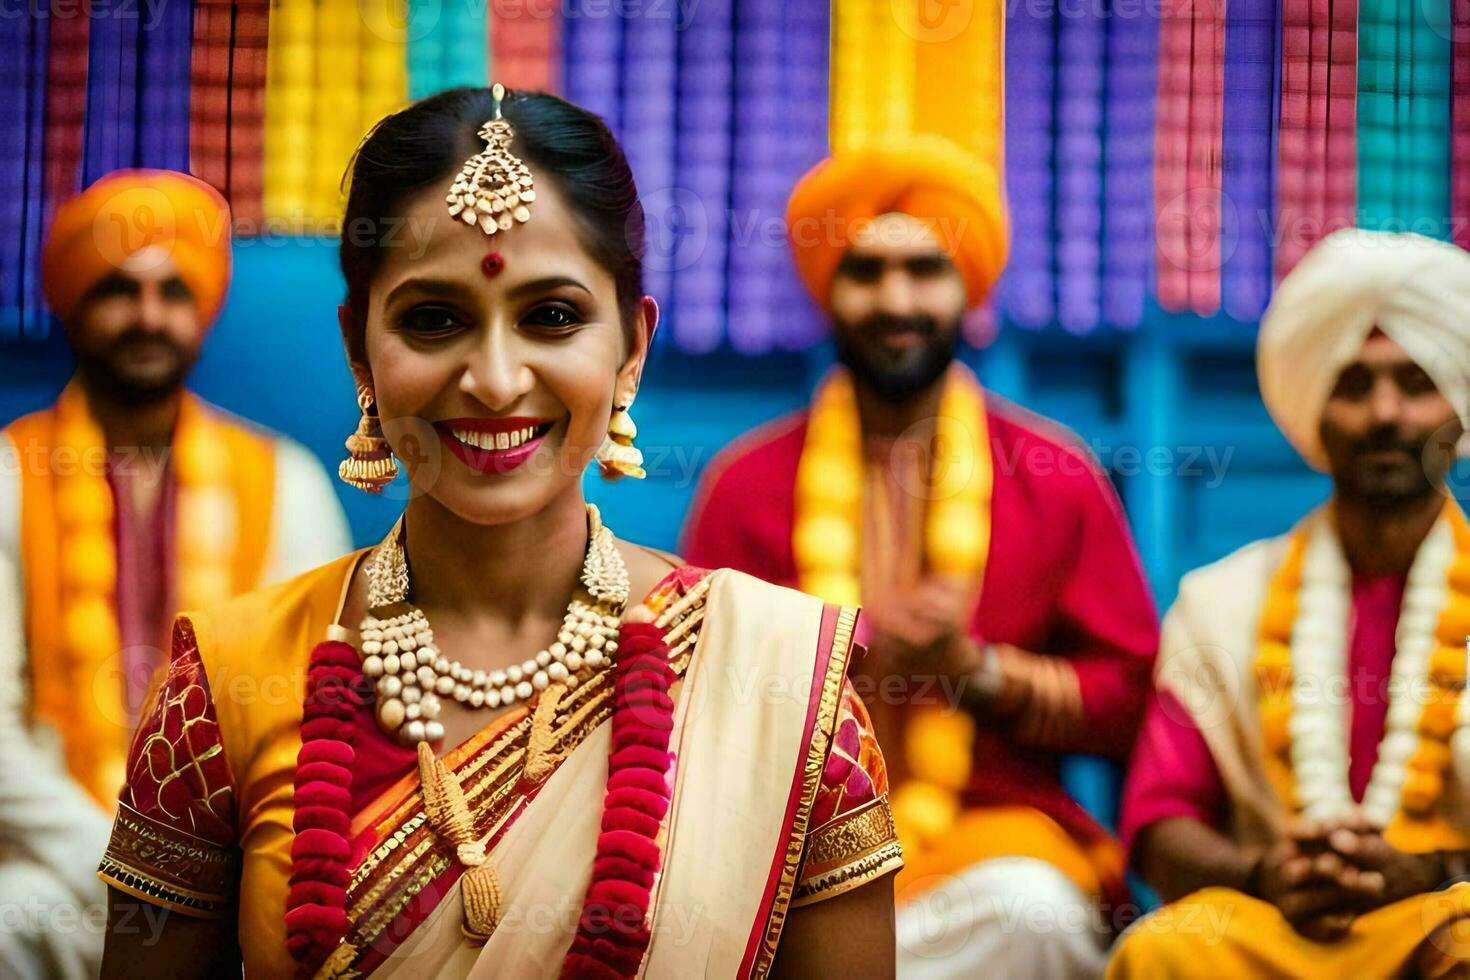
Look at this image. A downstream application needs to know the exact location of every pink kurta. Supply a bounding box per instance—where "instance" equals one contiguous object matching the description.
[681,393,1160,851]
[1120,572,1406,853]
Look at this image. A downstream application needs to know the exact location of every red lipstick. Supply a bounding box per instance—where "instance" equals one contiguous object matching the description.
[435,417,554,475]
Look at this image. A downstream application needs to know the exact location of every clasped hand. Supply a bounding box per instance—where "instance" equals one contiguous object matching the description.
[1254,811,1442,942]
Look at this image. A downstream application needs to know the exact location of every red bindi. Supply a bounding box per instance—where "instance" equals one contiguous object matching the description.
[481,253,505,278]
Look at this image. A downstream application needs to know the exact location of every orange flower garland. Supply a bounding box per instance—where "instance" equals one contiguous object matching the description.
[39,382,241,804]
[1255,502,1470,838]
[793,363,992,860]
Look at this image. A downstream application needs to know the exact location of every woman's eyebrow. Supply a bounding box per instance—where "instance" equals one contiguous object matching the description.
[505,276,593,299]
[383,276,471,306]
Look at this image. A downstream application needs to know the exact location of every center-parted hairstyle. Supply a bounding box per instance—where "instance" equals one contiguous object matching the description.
[339,87,645,365]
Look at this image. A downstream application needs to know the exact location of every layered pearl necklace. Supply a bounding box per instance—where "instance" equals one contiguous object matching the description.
[358,504,631,744]
[1286,509,1456,825]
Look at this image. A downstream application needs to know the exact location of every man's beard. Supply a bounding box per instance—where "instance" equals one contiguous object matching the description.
[832,312,962,400]
[1325,422,1449,510]
[74,330,195,408]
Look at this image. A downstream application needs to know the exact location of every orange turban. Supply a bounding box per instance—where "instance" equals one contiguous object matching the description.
[785,135,1009,310]
[42,169,233,325]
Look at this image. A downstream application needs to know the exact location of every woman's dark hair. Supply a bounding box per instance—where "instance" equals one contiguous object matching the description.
[339,87,645,365]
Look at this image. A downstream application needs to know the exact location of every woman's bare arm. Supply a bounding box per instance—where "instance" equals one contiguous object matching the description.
[772,873,896,978]
[100,887,235,979]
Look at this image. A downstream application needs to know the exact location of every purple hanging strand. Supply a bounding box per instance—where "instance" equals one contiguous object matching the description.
[561,0,623,131]
[1220,0,1276,321]
[672,0,732,355]
[0,9,37,339]
[619,6,678,330]
[728,0,785,354]
[999,0,1057,328]
[774,0,829,350]
[139,0,193,171]
[20,9,50,337]
[1102,0,1159,329]
[1056,6,1106,333]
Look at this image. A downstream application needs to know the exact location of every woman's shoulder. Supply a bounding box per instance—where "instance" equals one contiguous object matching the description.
[181,549,367,678]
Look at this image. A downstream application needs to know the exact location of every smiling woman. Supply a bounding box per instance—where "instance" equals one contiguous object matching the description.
[95,87,901,979]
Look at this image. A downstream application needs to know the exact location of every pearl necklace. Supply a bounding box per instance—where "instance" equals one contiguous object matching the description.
[358,504,631,744]
[1289,509,1455,824]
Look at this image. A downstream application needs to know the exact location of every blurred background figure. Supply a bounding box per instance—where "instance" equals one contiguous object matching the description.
[683,138,1158,978]
[0,547,109,980]
[1114,230,1470,977]
[0,169,350,810]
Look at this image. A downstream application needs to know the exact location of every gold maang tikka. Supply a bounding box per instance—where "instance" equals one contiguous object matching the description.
[446,83,536,235]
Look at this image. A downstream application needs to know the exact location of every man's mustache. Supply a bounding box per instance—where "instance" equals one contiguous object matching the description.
[1348,427,1425,458]
[104,329,186,360]
[860,314,941,338]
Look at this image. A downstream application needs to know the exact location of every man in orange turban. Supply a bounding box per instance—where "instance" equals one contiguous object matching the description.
[682,138,1158,977]
[0,169,351,822]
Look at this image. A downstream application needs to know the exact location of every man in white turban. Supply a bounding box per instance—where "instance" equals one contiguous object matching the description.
[1108,229,1470,976]
[1258,228,1470,472]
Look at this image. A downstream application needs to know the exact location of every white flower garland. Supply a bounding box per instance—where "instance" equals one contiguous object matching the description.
[1289,510,1456,825]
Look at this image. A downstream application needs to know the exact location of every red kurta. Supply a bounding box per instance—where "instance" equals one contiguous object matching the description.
[681,392,1160,849]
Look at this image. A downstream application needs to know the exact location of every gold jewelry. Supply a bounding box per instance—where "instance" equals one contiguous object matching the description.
[446,83,536,237]
[358,504,630,744]
[338,385,398,493]
[596,405,645,480]
[416,742,503,942]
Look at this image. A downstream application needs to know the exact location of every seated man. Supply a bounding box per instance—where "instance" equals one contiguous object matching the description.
[1113,229,1470,976]
[684,136,1159,977]
[0,169,352,808]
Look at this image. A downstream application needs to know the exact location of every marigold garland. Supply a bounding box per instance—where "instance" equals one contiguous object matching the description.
[1255,502,1470,830]
[41,381,240,804]
[793,364,992,866]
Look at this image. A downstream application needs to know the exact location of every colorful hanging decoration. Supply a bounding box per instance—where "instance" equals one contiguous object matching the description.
[999,0,1158,334]
[1000,1,1055,330]
[407,0,488,100]
[830,0,1001,180]
[1102,0,1158,330]
[191,0,270,225]
[1357,0,1452,240]
[1219,0,1276,321]
[10,0,1470,346]
[1455,0,1470,250]
[491,3,559,92]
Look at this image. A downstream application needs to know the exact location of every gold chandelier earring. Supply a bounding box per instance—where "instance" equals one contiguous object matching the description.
[596,405,645,480]
[339,384,399,493]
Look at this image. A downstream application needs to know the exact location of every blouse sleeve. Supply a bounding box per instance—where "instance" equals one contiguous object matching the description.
[793,679,903,906]
[97,616,239,918]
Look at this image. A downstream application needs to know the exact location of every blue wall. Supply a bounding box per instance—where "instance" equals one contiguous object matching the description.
[0,237,1343,612]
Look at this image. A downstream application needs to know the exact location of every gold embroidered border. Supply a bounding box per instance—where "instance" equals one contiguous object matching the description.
[797,794,899,884]
[358,851,454,946]
[350,812,428,890]
[790,841,904,908]
[97,803,237,918]
[751,605,858,978]
[350,835,438,923]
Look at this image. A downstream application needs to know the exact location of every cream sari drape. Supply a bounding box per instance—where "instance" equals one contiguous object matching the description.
[372,568,855,978]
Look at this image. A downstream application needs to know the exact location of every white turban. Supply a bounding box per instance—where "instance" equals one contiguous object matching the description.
[1257,228,1470,471]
